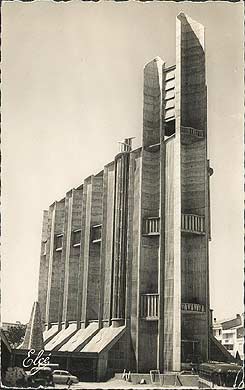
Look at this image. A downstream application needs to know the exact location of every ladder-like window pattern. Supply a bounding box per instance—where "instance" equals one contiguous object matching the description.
[181,214,205,234]
[144,217,160,235]
[181,126,204,138]
[181,303,205,312]
[140,293,159,320]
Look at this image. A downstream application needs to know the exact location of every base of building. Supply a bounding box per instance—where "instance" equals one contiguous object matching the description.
[113,372,199,387]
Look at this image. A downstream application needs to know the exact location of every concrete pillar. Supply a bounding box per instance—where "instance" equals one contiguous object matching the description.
[99,163,115,327]
[111,152,130,326]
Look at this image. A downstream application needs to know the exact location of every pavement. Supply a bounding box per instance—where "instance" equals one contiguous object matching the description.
[54,378,197,389]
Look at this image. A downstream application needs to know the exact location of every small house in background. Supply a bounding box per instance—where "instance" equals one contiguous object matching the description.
[212,313,244,361]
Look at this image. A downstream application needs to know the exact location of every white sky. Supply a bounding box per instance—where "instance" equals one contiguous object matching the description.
[2,1,244,324]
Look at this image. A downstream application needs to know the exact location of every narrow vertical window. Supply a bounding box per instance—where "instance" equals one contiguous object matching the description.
[92,224,102,243]
[72,229,81,247]
[55,234,63,251]
[42,240,47,256]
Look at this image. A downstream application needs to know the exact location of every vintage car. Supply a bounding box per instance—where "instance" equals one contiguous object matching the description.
[52,369,79,385]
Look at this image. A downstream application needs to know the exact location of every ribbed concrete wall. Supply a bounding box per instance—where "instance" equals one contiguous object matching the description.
[45,200,66,324]
[81,174,103,324]
[62,189,83,323]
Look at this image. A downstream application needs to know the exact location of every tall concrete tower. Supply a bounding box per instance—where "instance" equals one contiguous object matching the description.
[134,13,210,372]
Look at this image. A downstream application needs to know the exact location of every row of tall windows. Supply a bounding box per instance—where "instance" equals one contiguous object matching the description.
[42,224,102,255]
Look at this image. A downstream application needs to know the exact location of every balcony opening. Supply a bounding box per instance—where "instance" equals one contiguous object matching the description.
[164,119,175,137]
[140,293,159,320]
[181,214,205,235]
[181,302,205,312]
[180,126,205,145]
[143,217,160,236]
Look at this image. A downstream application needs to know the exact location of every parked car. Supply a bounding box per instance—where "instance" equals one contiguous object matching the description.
[52,370,79,385]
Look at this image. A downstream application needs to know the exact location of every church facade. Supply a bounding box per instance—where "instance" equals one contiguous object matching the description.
[37,13,212,380]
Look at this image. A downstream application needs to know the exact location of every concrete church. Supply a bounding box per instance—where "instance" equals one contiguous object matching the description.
[23,13,215,380]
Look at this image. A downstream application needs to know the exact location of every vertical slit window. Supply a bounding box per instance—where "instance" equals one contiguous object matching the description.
[42,240,47,256]
[92,224,102,243]
[72,229,81,247]
[55,234,63,252]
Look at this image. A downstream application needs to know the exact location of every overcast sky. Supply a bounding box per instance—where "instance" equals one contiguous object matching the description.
[2,1,243,324]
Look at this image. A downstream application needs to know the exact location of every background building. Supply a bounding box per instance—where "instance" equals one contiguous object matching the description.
[29,13,212,380]
[213,314,244,361]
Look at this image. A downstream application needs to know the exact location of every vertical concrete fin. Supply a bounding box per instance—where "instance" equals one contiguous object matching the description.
[111,152,130,326]
[80,178,93,324]
[45,203,56,325]
[61,192,73,324]
[176,12,206,130]
[38,210,49,323]
[164,12,206,372]
[143,57,165,148]
[22,301,44,350]
[99,163,115,327]
[176,13,209,369]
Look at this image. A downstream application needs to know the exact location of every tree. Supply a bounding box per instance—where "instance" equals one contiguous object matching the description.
[4,324,27,348]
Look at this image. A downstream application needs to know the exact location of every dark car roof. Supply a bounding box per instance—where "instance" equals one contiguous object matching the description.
[31,367,52,372]
[199,363,242,374]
